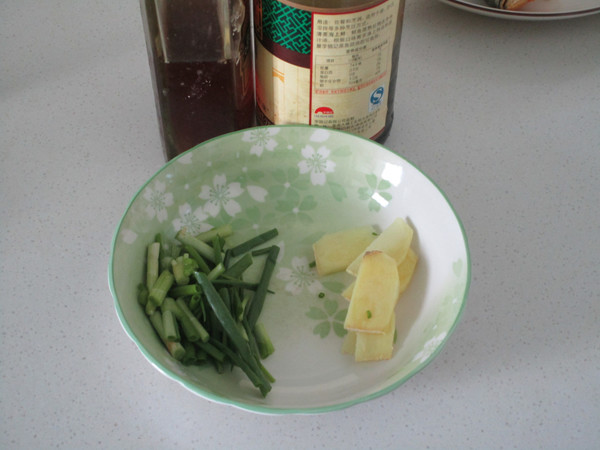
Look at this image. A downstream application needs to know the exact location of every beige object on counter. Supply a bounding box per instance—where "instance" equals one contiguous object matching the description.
[485,0,535,10]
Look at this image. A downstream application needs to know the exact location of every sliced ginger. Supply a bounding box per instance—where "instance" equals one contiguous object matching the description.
[341,247,418,301]
[344,251,400,334]
[346,217,413,276]
[313,225,377,277]
[313,218,418,362]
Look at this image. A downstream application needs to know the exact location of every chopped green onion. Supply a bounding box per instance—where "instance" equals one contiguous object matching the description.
[229,229,278,257]
[195,224,233,242]
[251,246,274,256]
[168,284,200,298]
[183,245,211,273]
[195,341,226,363]
[194,272,272,396]
[171,257,188,285]
[146,242,161,289]
[162,309,180,342]
[222,253,253,279]
[246,245,279,328]
[176,298,210,343]
[208,338,271,397]
[176,228,219,263]
[149,311,185,360]
[137,283,149,307]
[212,279,260,290]
[212,235,223,265]
[140,224,279,396]
[148,270,174,308]
[162,297,183,320]
[254,323,275,359]
[207,262,225,281]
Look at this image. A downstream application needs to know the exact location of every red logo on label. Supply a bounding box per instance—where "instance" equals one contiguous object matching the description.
[315,107,334,115]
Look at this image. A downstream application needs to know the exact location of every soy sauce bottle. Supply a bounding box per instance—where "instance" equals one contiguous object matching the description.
[254,0,406,143]
[140,0,254,160]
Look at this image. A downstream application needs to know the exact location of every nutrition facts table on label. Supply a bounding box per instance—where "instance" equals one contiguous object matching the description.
[312,6,395,94]
[313,51,388,93]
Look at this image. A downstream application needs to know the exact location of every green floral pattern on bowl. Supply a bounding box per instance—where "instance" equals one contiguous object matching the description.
[109,125,470,414]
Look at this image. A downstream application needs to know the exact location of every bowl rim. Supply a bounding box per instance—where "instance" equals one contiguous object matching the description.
[108,124,471,414]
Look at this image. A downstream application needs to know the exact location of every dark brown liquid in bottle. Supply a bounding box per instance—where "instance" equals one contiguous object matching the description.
[158,60,253,158]
[142,0,254,160]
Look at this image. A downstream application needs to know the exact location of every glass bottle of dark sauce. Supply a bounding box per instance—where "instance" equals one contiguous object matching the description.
[141,0,254,160]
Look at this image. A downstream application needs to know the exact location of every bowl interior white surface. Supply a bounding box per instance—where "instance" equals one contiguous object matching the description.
[109,125,470,414]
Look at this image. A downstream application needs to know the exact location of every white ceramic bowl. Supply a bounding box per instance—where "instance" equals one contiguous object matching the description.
[109,125,470,414]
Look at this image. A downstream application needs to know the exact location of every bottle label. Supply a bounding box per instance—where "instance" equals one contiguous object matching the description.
[254,0,400,139]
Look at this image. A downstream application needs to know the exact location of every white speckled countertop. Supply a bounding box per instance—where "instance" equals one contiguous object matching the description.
[1,0,599,448]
